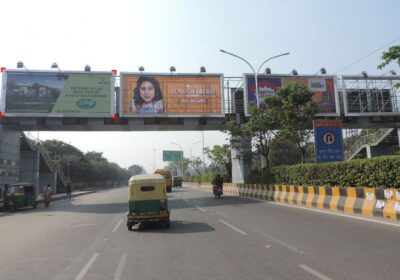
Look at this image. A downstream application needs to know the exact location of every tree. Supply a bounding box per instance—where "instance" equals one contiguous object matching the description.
[241,105,277,169]
[265,83,319,163]
[204,145,232,180]
[378,45,400,88]
[378,45,400,69]
[127,164,145,176]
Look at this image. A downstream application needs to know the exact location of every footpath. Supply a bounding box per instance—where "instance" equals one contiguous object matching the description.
[35,190,97,204]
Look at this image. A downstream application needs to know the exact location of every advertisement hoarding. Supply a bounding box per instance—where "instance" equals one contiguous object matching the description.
[244,74,339,116]
[2,70,113,116]
[120,73,223,117]
[314,120,344,163]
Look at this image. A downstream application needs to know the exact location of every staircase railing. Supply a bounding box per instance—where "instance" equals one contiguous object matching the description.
[345,128,395,160]
[22,133,69,186]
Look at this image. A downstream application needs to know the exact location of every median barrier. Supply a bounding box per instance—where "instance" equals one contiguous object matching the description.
[184,182,400,221]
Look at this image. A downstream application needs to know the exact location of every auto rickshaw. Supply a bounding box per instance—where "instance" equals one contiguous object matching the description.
[127,174,170,231]
[3,182,37,211]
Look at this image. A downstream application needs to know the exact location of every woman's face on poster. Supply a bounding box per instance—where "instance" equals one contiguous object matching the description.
[139,81,155,103]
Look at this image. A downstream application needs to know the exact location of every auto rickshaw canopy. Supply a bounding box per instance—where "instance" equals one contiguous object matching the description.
[128,174,167,201]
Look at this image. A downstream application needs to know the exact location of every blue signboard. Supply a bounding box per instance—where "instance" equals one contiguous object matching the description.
[314,120,344,163]
[163,150,183,161]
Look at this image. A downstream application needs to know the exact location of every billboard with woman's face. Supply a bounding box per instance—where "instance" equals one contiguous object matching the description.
[120,73,224,117]
[245,74,339,116]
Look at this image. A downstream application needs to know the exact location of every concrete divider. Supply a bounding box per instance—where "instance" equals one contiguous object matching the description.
[184,182,400,221]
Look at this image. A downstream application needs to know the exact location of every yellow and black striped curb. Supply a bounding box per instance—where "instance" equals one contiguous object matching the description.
[185,183,400,221]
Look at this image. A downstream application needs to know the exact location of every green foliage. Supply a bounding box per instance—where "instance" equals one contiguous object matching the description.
[265,83,319,163]
[378,45,400,88]
[204,144,232,180]
[378,45,400,69]
[127,164,145,176]
[41,140,130,186]
[271,155,400,188]
[241,105,277,169]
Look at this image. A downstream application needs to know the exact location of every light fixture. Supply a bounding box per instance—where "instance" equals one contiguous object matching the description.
[320,67,326,74]
[291,69,298,75]
[51,62,61,71]
[139,66,145,72]
[361,71,368,78]
[265,67,271,74]
[17,61,28,70]
[200,66,206,73]
[170,66,176,73]
[84,65,91,72]
[390,70,396,75]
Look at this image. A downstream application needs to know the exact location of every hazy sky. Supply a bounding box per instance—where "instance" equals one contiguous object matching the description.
[1,0,399,171]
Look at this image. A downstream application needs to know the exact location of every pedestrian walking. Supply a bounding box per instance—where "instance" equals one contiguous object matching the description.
[43,184,52,208]
[65,183,72,200]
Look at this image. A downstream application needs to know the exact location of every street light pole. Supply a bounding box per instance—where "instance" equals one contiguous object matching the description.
[190,141,201,158]
[219,49,290,108]
[170,142,184,177]
[153,149,156,172]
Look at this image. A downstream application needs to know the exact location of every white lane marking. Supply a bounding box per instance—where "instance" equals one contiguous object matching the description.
[195,206,206,212]
[266,201,400,228]
[219,219,247,235]
[68,223,95,228]
[114,253,127,280]
[240,196,400,229]
[112,219,123,233]
[75,253,99,280]
[183,198,189,202]
[212,209,228,218]
[298,264,332,280]
[125,211,128,215]
[252,229,305,255]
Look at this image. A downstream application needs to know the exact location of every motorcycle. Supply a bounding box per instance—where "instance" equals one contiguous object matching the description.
[213,185,223,198]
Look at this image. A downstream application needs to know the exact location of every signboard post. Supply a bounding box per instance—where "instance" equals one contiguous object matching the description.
[314,120,344,163]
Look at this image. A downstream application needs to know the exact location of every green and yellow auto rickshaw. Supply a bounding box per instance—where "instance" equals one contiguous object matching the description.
[3,182,37,211]
[127,174,170,231]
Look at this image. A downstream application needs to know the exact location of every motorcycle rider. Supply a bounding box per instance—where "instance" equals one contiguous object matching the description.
[212,174,223,196]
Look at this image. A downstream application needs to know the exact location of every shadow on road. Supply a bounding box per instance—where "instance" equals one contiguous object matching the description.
[133,220,215,234]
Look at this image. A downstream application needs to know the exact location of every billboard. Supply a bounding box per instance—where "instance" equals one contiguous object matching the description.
[2,70,113,116]
[120,73,223,117]
[314,120,344,163]
[244,74,339,116]
[163,150,183,161]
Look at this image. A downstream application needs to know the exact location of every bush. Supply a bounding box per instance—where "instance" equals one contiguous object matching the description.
[271,155,400,188]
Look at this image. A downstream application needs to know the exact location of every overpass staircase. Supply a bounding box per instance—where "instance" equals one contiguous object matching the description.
[344,128,396,161]
[21,133,69,187]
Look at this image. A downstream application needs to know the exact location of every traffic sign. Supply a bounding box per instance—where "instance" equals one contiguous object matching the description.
[314,120,344,163]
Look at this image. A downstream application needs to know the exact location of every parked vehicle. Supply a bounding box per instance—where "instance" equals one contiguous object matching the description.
[154,169,173,192]
[173,176,182,187]
[2,182,37,211]
[127,174,170,231]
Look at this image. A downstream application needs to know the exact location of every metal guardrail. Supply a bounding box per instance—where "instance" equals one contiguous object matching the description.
[345,128,395,160]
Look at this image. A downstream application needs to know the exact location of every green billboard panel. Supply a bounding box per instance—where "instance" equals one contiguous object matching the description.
[163,150,183,161]
[3,71,113,116]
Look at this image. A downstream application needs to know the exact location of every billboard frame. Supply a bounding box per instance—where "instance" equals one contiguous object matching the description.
[243,73,340,117]
[1,69,115,118]
[119,72,225,118]
[341,75,400,117]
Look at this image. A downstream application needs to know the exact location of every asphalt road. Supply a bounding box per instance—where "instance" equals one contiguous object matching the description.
[0,186,399,280]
